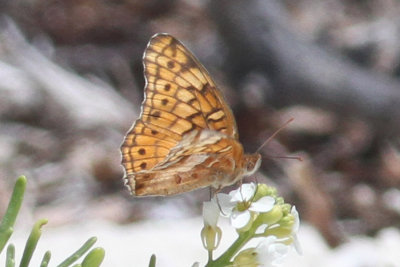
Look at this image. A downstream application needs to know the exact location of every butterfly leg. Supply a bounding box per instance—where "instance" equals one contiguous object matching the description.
[209,186,222,199]
[210,186,228,216]
[215,194,227,216]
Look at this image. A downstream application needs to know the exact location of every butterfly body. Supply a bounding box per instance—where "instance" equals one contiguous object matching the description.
[121,33,261,196]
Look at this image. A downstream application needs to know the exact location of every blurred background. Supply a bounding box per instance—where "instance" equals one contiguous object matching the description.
[0,0,400,266]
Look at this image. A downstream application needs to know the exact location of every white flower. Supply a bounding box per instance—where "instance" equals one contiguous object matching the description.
[290,206,302,254]
[256,236,290,266]
[217,183,275,229]
[203,201,220,229]
[201,201,222,251]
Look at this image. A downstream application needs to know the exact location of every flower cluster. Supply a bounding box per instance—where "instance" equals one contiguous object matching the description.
[201,183,300,267]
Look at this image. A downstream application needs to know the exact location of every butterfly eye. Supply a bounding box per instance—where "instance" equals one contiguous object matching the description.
[246,161,255,172]
[244,154,262,176]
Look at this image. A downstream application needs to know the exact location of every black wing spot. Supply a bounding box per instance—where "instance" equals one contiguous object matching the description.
[188,98,196,105]
[135,183,144,190]
[167,61,175,69]
[152,111,161,118]
[186,111,202,121]
[175,175,182,184]
[201,83,211,92]
[140,162,147,169]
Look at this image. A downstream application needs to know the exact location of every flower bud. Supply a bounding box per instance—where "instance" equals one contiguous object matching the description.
[201,225,222,251]
[281,203,291,214]
[264,225,292,238]
[201,201,222,251]
[279,213,295,230]
[254,184,276,200]
[257,205,283,225]
[232,248,259,267]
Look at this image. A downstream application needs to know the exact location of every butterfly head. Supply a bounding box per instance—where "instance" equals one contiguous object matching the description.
[243,153,262,177]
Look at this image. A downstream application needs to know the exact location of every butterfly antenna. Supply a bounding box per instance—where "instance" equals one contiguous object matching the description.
[270,155,303,161]
[256,118,294,153]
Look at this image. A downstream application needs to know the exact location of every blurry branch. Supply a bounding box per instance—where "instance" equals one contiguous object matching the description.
[283,154,342,247]
[0,18,135,130]
[210,0,400,136]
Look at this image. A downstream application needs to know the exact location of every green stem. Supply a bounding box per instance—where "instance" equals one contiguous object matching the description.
[81,248,105,267]
[0,176,26,254]
[206,231,253,267]
[6,244,15,267]
[148,254,156,267]
[57,237,97,267]
[206,214,269,267]
[19,219,48,267]
[206,250,213,265]
[40,251,51,267]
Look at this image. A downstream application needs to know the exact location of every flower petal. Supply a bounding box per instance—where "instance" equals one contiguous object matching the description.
[231,183,256,202]
[257,236,290,266]
[290,206,302,254]
[203,201,220,227]
[215,193,235,216]
[255,223,269,234]
[291,206,300,232]
[269,243,290,265]
[249,196,275,212]
[293,234,303,255]
[231,210,251,229]
[257,235,277,249]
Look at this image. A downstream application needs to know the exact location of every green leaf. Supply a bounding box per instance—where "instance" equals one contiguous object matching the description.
[148,254,156,267]
[19,219,48,267]
[0,176,27,254]
[6,244,15,267]
[57,237,97,267]
[40,251,51,267]
[81,248,105,267]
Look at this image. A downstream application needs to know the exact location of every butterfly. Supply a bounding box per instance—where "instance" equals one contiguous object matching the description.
[121,33,261,196]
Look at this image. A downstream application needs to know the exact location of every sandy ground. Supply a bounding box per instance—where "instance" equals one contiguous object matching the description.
[1,217,400,267]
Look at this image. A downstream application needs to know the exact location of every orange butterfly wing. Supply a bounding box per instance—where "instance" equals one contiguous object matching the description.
[121,34,251,196]
[142,33,238,139]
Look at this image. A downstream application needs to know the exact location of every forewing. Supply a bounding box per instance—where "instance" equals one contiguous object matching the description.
[143,33,238,138]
